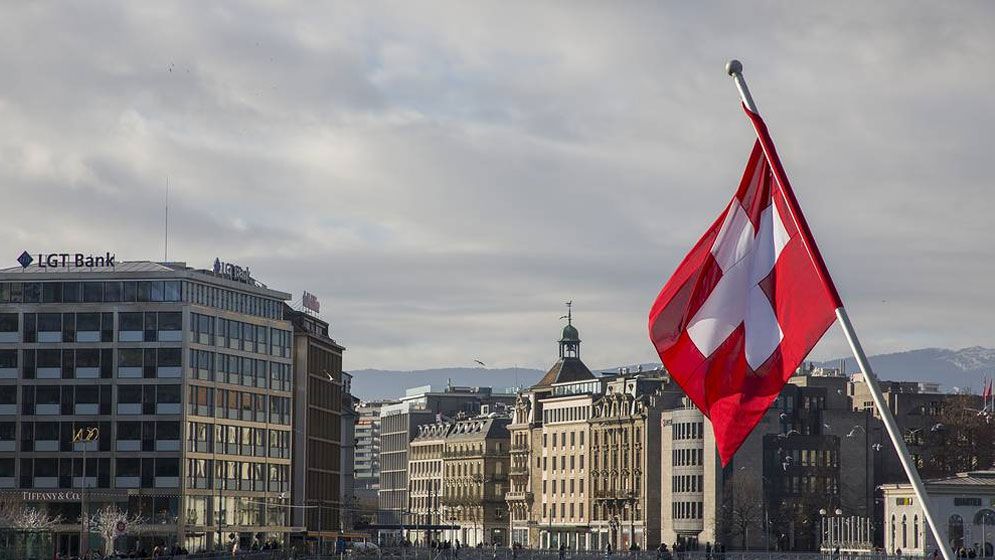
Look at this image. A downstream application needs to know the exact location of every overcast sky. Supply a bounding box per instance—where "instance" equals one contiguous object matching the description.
[1,2,993,371]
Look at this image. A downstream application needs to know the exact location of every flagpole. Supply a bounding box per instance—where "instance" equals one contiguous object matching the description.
[725,59,954,560]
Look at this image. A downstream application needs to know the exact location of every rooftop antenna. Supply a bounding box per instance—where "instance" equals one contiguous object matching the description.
[163,176,170,262]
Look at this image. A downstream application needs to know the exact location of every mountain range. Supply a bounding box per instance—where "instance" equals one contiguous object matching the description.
[348,346,995,401]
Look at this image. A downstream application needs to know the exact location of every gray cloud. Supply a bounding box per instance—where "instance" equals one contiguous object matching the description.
[1,2,993,371]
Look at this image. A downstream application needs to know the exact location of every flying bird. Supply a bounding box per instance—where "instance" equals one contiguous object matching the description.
[931,423,944,432]
[846,426,865,438]
[872,443,883,452]
[474,359,486,367]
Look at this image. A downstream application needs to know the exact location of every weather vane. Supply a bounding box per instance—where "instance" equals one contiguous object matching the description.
[560,300,573,325]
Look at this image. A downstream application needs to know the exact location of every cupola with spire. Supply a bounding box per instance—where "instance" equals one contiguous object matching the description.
[559,300,581,358]
[532,301,595,389]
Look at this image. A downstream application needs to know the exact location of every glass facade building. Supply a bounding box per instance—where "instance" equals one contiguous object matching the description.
[0,260,294,555]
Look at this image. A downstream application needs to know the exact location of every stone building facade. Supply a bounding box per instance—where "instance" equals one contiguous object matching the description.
[507,315,676,551]
[408,420,450,545]
[441,414,511,547]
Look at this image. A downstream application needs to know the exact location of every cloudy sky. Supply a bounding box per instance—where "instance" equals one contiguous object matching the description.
[1,2,993,371]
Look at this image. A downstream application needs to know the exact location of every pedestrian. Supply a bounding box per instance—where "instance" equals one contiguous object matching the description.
[605,542,613,558]
[559,543,566,560]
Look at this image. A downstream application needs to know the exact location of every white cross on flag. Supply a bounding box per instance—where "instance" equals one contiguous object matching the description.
[648,105,843,464]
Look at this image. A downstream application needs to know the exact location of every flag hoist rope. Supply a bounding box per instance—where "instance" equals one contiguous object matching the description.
[725,59,954,560]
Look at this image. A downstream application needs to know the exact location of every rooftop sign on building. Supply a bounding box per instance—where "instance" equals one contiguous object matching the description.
[213,257,253,284]
[303,291,320,314]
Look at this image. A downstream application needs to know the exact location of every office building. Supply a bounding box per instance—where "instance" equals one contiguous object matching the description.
[286,306,346,541]
[378,385,514,544]
[0,259,294,555]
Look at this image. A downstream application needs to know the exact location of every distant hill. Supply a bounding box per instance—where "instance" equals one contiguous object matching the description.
[817,346,995,393]
[348,367,544,401]
[349,347,995,401]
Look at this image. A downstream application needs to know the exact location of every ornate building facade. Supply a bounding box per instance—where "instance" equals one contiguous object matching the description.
[441,414,511,547]
[507,314,677,551]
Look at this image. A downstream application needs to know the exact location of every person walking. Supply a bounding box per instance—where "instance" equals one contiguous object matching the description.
[559,544,567,560]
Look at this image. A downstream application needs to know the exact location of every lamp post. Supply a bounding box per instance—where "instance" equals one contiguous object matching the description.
[74,426,100,557]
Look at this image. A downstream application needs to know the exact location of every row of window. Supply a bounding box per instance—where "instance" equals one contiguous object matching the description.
[542,478,585,495]
[590,448,641,470]
[15,420,180,452]
[0,281,181,304]
[542,431,586,448]
[187,458,290,492]
[542,501,587,522]
[187,421,291,459]
[777,448,839,468]
[543,406,590,424]
[780,475,839,495]
[190,313,291,358]
[187,385,292,425]
[17,456,179,489]
[0,280,283,320]
[672,447,705,467]
[189,350,292,391]
[673,421,705,441]
[672,474,704,493]
[672,501,704,520]
[541,454,586,471]
[13,384,180,416]
[591,427,641,447]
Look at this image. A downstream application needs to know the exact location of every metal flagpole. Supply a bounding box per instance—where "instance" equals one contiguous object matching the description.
[724,59,955,560]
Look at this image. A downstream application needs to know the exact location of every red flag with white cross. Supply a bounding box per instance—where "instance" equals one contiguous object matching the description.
[648,104,843,464]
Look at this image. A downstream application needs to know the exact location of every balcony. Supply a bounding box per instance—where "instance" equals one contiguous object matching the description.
[505,491,533,503]
[593,489,636,502]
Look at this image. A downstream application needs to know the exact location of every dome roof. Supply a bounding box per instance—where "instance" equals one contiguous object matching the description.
[561,323,580,342]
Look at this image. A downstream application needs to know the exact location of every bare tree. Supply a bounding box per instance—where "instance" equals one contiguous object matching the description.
[87,505,146,556]
[723,476,764,549]
[0,497,62,531]
[919,395,995,478]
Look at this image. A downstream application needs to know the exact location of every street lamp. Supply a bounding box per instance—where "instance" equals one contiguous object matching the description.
[74,426,99,557]
[819,508,844,551]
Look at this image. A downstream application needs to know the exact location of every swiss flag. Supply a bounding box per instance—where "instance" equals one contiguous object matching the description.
[648,104,843,464]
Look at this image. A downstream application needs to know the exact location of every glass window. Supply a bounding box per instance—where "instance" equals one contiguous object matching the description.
[117,421,141,440]
[158,348,182,367]
[37,313,61,332]
[41,283,62,303]
[118,349,143,367]
[76,349,100,368]
[82,282,103,302]
[76,385,99,403]
[157,385,181,404]
[150,282,165,302]
[116,458,140,477]
[37,349,61,368]
[122,282,137,302]
[164,281,181,302]
[137,282,152,302]
[22,283,41,303]
[103,282,122,302]
[158,312,182,331]
[117,386,142,403]
[156,422,180,440]
[0,314,17,332]
[119,313,143,331]
[76,313,100,331]
[0,350,16,369]
[62,282,80,303]
[36,386,60,404]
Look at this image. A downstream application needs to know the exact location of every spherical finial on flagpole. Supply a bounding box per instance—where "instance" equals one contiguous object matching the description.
[726,59,743,76]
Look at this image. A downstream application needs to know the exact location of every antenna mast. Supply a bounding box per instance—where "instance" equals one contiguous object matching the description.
[164,176,170,262]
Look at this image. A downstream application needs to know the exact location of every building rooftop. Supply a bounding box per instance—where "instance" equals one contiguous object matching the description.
[0,260,179,274]
[532,356,595,389]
